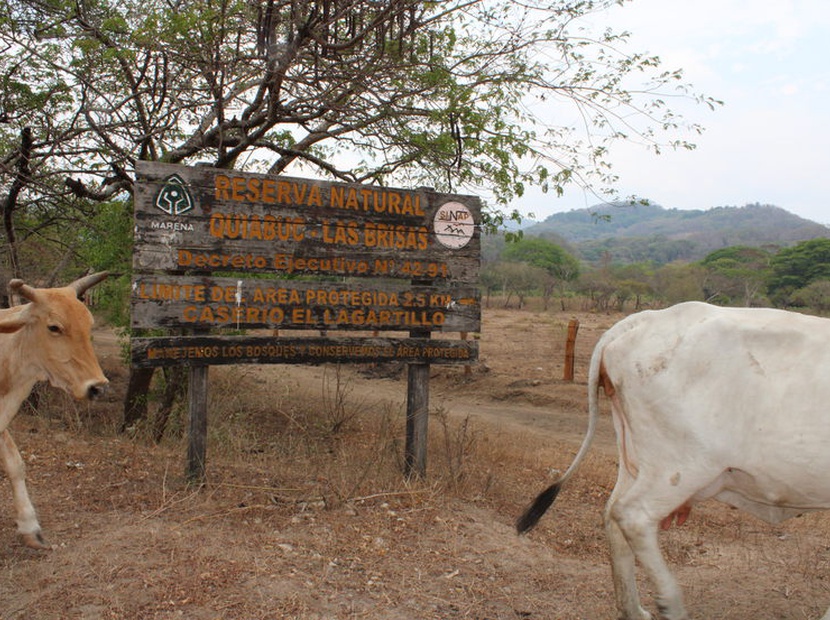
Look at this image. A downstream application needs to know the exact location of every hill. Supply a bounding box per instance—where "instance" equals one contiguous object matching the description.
[523,203,830,264]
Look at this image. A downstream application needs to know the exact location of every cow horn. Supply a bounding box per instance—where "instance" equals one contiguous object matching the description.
[8,279,38,303]
[69,271,109,296]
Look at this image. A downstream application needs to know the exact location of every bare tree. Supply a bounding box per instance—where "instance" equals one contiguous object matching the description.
[0,0,718,427]
[1,0,717,218]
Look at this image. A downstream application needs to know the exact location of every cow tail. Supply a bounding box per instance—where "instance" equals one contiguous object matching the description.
[516,482,562,534]
[516,335,604,535]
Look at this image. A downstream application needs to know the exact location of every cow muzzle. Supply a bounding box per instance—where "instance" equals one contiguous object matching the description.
[85,379,109,400]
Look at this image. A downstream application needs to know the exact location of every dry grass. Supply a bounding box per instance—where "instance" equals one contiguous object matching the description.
[3,307,830,619]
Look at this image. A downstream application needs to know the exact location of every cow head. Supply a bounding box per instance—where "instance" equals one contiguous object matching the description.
[4,272,109,400]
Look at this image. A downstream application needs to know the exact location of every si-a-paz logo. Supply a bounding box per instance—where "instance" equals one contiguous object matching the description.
[154,174,195,215]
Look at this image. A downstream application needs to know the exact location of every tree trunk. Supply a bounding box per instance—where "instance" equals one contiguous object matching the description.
[153,366,188,442]
[121,368,155,432]
[2,127,32,279]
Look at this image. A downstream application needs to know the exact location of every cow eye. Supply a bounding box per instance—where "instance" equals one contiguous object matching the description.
[48,324,63,334]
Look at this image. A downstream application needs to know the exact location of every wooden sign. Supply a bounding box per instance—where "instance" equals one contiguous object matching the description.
[132,162,483,481]
[133,162,480,282]
[131,162,481,367]
[132,275,479,333]
[130,335,477,368]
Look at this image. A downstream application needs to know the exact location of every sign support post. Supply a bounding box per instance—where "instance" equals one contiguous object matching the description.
[405,320,431,478]
[186,365,209,484]
[405,361,430,479]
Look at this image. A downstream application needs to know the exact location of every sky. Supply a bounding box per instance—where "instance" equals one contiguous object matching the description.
[515,0,830,225]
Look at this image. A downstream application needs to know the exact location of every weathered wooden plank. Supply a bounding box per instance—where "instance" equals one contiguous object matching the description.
[134,162,481,282]
[134,239,481,283]
[130,335,478,368]
[131,274,480,332]
[135,161,437,224]
[135,161,480,226]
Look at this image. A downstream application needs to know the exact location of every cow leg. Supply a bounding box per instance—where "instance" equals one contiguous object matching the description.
[605,470,654,620]
[608,482,691,620]
[0,430,46,549]
[605,504,652,620]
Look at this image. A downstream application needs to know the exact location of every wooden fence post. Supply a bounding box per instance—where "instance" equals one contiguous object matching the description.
[563,318,580,382]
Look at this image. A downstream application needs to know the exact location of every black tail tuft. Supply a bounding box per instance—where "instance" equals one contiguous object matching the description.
[516,483,561,534]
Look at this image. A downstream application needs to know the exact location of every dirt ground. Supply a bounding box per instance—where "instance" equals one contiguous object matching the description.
[3,305,830,619]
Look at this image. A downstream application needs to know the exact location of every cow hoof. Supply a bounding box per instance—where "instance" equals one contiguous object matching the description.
[21,530,50,550]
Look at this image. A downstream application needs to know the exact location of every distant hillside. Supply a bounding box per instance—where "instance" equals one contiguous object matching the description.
[523,203,830,265]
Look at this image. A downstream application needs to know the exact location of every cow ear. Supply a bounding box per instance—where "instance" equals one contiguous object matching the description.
[8,279,39,304]
[0,314,26,334]
[3,279,35,333]
[69,271,108,298]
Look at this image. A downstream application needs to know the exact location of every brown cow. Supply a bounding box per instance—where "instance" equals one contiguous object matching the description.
[0,272,108,548]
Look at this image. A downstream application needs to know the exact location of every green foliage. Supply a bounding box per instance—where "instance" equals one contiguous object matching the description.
[480,261,547,308]
[651,263,706,304]
[608,263,654,309]
[1,0,715,227]
[78,200,134,272]
[482,231,830,313]
[501,237,580,281]
[768,238,830,306]
[700,245,769,268]
[699,246,771,306]
[576,270,617,311]
[578,235,697,265]
[76,200,135,325]
[790,280,830,314]
[533,202,669,242]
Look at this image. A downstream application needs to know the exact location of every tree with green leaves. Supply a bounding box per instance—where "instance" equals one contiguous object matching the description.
[608,263,654,310]
[1,0,718,430]
[767,238,830,307]
[700,245,771,307]
[790,279,830,314]
[1,0,717,283]
[577,269,616,311]
[502,236,579,309]
[481,260,547,309]
[651,262,706,305]
[502,237,580,280]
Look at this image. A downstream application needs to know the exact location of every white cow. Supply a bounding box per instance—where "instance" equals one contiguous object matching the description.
[0,273,109,548]
[518,301,830,620]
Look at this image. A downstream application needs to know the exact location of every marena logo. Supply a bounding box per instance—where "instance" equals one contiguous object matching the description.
[154,174,195,216]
